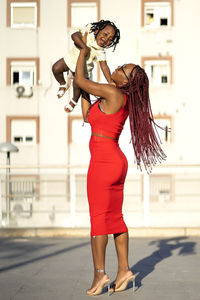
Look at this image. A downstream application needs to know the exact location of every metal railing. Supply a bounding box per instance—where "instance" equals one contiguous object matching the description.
[0,164,200,228]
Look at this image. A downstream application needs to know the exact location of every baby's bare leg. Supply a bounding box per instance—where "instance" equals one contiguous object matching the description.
[52,58,71,98]
[52,58,69,85]
[72,80,81,102]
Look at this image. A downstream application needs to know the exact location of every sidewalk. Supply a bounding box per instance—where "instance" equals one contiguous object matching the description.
[0,227,200,238]
[0,236,199,300]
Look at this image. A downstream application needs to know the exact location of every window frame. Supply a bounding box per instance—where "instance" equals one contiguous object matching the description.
[6,57,40,86]
[7,0,40,28]
[11,61,36,86]
[11,120,37,145]
[6,116,40,144]
[149,174,174,202]
[141,0,174,27]
[68,116,81,144]
[67,0,100,28]
[10,2,37,28]
[141,56,173,85]
[141,173,174,203]
[68,115,91,145]
[154,114,173,143]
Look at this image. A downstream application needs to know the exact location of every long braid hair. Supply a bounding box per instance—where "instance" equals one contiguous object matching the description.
[119,65,166,172]
[89,20,120,51]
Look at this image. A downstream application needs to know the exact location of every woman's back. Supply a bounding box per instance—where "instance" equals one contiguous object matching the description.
[87,94,129,141]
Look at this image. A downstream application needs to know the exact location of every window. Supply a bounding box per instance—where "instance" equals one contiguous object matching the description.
[7,0,40,28]
[142,56,172,86]
[11,2,37,28]
[149,174,173,202]
[11,61,36,86]
[7,58,40,86]
[71,2,97,28]
[67,0,100,28]
[11,120,36,145]
[154,115,172,143]
[141,0,174,28]
[68,116,90,145]
[6,116,40,144]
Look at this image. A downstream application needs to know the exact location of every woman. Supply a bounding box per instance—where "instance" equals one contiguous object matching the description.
[74,45,166,296]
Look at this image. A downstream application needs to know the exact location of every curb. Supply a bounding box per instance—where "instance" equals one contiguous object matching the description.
[0,227,200,238]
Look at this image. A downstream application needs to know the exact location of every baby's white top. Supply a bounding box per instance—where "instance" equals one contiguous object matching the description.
[63,24,106,77]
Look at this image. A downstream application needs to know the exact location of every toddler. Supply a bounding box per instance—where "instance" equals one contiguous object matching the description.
[52,20,120,112]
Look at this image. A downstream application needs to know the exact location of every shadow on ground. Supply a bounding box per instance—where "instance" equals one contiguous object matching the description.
[130,236,196,291]
[0,239,90,273]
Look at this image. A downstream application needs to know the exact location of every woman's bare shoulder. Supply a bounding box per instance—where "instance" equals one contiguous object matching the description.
[107,85,124,103]
[100,85,125,113]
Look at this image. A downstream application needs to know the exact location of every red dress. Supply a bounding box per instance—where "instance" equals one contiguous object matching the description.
[87,95,129,236]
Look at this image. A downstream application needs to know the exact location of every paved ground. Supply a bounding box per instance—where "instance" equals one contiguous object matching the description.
[0,236,199,300]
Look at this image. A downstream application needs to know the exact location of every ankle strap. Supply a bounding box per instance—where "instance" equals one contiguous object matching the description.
[59,83,68,88]
[96,269,105,273]
[118,266,130,271]
[71,99,78,106]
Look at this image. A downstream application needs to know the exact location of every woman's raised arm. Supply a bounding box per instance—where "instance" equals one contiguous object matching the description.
[74,48,119,102]
[81,96,91,122]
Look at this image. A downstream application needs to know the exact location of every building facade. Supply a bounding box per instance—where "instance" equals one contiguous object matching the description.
[1,0,200,227]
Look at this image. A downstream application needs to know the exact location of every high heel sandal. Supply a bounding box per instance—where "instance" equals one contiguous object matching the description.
[86,269,110,296]
[64,99,78,113]
[57,83,70,98]
[109,267,135,295]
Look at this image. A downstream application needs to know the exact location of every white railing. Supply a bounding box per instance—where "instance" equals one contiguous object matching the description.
[0,164,200,228]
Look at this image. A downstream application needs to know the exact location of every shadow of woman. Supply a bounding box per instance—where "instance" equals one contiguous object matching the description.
[129,236,196,291]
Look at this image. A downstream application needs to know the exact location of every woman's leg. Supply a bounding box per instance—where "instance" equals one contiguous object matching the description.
[88,235,108,291]
[113,232,133,286]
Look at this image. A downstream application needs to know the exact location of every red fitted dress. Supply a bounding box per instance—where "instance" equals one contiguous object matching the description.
[87,95,129,236]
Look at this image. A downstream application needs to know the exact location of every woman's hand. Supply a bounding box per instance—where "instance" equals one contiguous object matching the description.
[81,32,90,56]
[109,81,116,87]
[81,46,90,57]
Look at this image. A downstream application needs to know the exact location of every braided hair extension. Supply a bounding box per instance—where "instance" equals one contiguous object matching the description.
[89,20,120,51]
[119,65,167,173]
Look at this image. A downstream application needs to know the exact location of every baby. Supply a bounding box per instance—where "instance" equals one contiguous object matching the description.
[52,20,120,112]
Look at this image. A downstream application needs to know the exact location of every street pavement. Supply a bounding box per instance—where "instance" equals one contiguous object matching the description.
[0,236,199,300]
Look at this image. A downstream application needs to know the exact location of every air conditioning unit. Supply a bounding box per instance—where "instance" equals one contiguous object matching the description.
[10,198,33,217]
[16,85,33,98]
